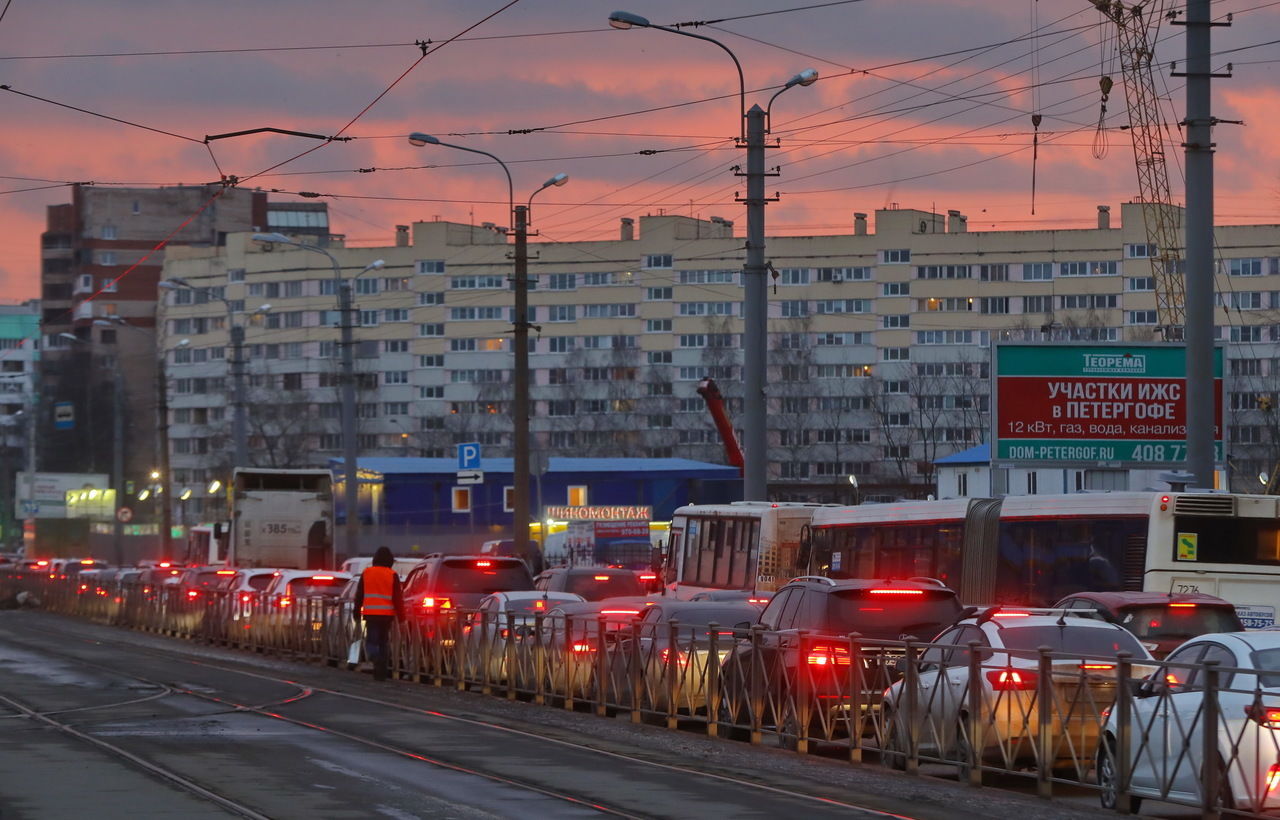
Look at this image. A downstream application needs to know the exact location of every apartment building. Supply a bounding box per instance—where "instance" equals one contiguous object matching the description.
[0,302,40,538]
[158,203,1280,511]
[38,183,327,492]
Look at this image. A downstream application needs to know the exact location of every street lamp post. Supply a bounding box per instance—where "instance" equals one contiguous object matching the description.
[61,333,125,565]
[609,11,816,501]
[250,235,383,560]
[407,132,566,565]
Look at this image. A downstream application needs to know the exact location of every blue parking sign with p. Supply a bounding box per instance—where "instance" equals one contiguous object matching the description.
[457,442,481,471]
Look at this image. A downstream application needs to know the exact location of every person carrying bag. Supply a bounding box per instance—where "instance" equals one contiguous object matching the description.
[354,546,405,681]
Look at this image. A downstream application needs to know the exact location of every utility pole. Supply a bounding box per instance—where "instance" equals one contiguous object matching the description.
[512,205,531,560]
[111,360,124,566]
[740,104,769,501]
[338,277,359,560]
[1178,0,1224,488]
[229,319,248,469]
[156,348,173,560]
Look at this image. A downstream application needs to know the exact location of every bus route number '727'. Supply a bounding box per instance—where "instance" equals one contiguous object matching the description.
[261,522,301,537]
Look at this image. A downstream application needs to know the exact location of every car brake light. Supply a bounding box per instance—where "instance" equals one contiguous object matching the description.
[78,584,88,593]
[661,648,689,666]
[993,612,1030,618]
[1080,663,1115,671]
[747,597,769,604]
[216,570,236,576]
[80,559,95,565]
[601,609,638,616]
[311,575,334,581]
[475,561,492,567]
[35,560,48,567]
[1168,602,1196,609]
[1267,764,1280,797]
[594,575,610,581]
[241,594,251,603]
[806,644,851,666]
[158,562,171,568]
[169,570,180,576]
[986,669,1038,690]
[868,588,924,596]
[638,573,656,581]
[571,643,596,653]
[278,597,292,607]
[1246,704,1280,728]
[533,600,546,610]
[421,597,453,610]
[187,590,200,599]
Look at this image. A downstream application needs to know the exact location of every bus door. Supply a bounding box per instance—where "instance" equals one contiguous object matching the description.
[958,498,1002,606]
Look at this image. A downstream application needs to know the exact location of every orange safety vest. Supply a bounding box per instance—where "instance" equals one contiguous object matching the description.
[361,565,397,617]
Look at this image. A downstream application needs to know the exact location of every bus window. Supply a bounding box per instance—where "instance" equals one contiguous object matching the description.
[995,516,1142,605]
[665,529,682,585]
[1171,516,1280,566]
[714,519,737,588]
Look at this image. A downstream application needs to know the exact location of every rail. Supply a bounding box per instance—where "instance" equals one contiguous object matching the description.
[4,570,1275,818]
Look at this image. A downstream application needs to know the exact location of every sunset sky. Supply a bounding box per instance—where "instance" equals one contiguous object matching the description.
[1,0,1277,299]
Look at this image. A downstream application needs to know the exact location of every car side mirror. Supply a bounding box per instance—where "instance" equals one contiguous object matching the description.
[734,620,753,631]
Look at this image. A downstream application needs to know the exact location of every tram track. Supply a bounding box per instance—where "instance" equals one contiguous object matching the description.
[8,615,921,820]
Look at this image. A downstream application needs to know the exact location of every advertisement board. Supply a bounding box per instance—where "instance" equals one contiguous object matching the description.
[993,343,1223,466]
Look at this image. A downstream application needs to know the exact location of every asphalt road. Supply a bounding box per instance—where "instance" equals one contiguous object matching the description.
[0,611,1124,819]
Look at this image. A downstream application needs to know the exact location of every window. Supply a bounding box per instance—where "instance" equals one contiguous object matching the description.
[1126,276,1155,292]
[416,260,445,275]
[419,291,444,306]
[882,282,909,297]
[979,264,1009,282]
[1026,472,1038,495]
[647,351,672,365]
[817,266,871,282]
[643,254,673,269]
[1229,292,1265,310]
[384,371,409,385]
[818,332,870,346]
[921,297,972,312]
[420,385,444,398]
[882,314,910,328]
[1023,262,1053,281]
[549,305,576,322]
[354,278,379,296]
[383,340,409,353]
[980,297,1009,314]
[916,265,970,280]
[1126,243,1156,259]
[359,310,379,326]
[419,323,445,337]
[816,299,870,314]
[451,487,472,513]
[781,300,809,317]
[679,269,735,285]
[778,268,809,285]
[99,251,117,266]
[581,303,635,319]
[882,346,909,361]
[645,319,673,333]
[1023,295,1052,313]
[547,273,576,290]
[915,330,975,345]
[646,287,673,301]
[678,301,734,317]
[384,308,409,323]
[1229,258,1264,276]
[567,485,588,506]
[881,249,910,264]
[450,275,505,289]
[1126,310,1158,325]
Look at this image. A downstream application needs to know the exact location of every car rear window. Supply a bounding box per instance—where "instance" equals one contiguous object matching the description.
[1119,605,1241,639]
[565,572,642,601]
[505,594,580,614]
[436,559,532,594]
[826,589,963,640]
[246,574,275,591]
[195,571,225,587]
[1251,648,1280,688]
[1000,625,1147,657]
[667,606,759,630]
[287,576,346,597]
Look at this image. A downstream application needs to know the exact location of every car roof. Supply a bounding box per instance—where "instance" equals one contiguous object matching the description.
[1183,631,1280,652]
[973,613,1133,631]
[782,577,956,594]
[1056,590,1237,608]
[494,590,585,602]
[273,569,351,582]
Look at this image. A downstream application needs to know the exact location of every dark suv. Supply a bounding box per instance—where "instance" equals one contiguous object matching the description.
[533,566,644,602]
[403,554,535,615]
[720,577,965,741]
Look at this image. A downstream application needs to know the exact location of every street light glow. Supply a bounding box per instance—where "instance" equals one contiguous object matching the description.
[207,479,222,494]
[179,488,193,501]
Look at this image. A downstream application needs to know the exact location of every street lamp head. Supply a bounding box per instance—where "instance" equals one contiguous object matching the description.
[179,488,193,501]
[608,10,649,29]
[57,333,79,343]
[176,338,191,348]
[407,132,440,146]
[542,172,569,190]
[207,479,222,494]
[252,232,290,244]
[787,68,819,88]
[367,259,386,271]
[254,304,273,314]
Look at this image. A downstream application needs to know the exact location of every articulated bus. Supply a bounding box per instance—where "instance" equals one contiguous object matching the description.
[801,492,1280,626]
[663,502,830,598]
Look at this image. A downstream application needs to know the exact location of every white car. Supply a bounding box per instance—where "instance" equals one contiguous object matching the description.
[881,609,1154,773]
[467,590,587,682]
[262,569,352,608]
[1098,631,1280,814]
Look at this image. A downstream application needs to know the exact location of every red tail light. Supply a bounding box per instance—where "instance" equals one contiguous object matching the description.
[1168,602,1197,609]
[594,575,610,581]
[78,584,88,593]
[158,562,171,568]
[601,609,639,616]
[35,560,48,567]
[986,668,1038,690]
[533,600,546,610]
[475,561,492,568]
[660,648,689,666]
[187,590,200,599]
[278,597,292,608]
[993,612,1030,618]
[1245,704,1280,728]
[421,597,453,610]
[571,642,596,653]
[806,644,851,666]
[1080,663,1116,671]
[240,594,251,603]
[1267,764,1280,797]
[747,597,770,604]
[311,575,334,581]
[868,588,924,596]
[638,573,656,581]
[216,570,236,576]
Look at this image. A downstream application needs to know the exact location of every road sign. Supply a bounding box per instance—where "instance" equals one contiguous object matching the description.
[20,501,38,517]
[116,506,133,523]
[53,402,74,431]
[456,470,484,485]
[992,343,1224,466]
[457,442,481,471]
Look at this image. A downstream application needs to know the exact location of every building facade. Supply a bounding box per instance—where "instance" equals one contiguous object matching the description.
[38,184,327,520]
[0,302,41,541]
[158,203,1280,514]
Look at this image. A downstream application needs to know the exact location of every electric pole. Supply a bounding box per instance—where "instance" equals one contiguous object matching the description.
[740,104,769,501]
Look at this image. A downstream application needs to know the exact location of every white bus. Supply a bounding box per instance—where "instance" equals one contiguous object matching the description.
[801,492,1280,627]
[663,502,830,598]
[232,468,334,570]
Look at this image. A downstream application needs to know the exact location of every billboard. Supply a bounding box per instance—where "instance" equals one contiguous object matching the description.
[993,343,1223,466]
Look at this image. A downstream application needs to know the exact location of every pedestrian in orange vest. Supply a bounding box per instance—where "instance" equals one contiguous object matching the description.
[354,546,405,681]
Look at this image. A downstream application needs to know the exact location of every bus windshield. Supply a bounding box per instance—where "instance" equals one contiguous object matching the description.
[1172,516,1280,566]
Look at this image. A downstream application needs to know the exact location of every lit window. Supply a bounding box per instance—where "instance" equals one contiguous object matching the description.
[567,485,588,507]
[451,487,472,513]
